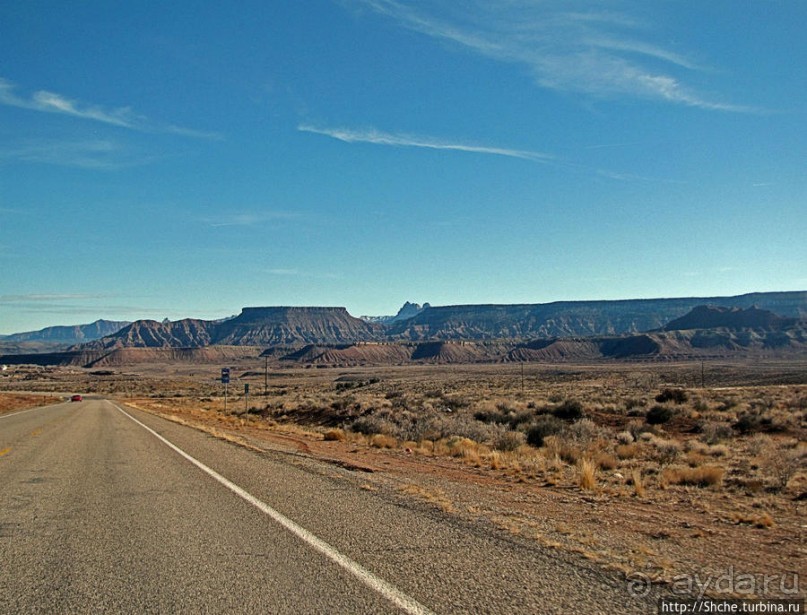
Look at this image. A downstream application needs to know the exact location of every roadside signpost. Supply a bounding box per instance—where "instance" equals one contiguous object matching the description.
[221,367,230,411]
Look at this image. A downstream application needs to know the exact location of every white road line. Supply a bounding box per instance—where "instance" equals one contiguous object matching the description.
[111,402,437,615]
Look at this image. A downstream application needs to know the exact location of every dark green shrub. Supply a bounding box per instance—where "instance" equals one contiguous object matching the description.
[698,421,734,444]
[492,427,525,452]
[509,409,536,428]
[526,415,564,447]
[474,408,510,425]
[440,394,471,411]
[646,405,674,425]
[655,388,688,404]
[733,412,762,434]
[350,415,390,435]
[624,397,646,410]
[552,399,584,421]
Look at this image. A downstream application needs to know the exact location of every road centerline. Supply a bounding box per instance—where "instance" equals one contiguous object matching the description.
[110,401,436,615]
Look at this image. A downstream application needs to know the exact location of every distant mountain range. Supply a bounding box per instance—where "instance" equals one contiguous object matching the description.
[274,304,807,366]
[385,292,807,340]
[82,291,806,351]
[0,319,130,343]
[1,291,805,367]
[0,319,131,354]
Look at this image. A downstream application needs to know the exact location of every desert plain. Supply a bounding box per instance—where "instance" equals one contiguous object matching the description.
[2,357,804,602]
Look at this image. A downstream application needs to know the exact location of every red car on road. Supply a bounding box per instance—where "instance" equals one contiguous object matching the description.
[70,394,83,402]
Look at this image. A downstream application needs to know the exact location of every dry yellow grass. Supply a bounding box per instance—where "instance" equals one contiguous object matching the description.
[0,392,60,413]
[398,484,456,513]
[630,468,646,498]
[577,458,598,491]
[369,434,397,449]
[446,437,478,458]
[662,465,725,488]
[595,452,618,471]
[731,511,775,528]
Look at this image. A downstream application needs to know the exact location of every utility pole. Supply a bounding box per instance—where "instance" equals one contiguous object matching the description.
[264,355,268,396]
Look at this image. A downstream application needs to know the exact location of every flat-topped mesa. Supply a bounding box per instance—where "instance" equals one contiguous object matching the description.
[233,306,354,324]
[662,305,788,331]
[212,306,383,346]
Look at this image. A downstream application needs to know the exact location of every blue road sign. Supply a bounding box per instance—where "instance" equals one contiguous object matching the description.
[221,367,230,384]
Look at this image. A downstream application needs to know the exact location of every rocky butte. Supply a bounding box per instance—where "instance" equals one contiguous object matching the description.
[211,307,384,346]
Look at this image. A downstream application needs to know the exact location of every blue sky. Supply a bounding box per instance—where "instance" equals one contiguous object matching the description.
[1,0,805,334]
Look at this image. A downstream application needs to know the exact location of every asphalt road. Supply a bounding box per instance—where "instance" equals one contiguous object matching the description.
[0,399,658,614]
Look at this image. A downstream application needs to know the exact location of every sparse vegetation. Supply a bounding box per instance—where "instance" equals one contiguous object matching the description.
[3,359,805,598]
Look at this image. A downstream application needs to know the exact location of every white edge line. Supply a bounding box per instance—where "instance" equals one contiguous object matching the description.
[110,401,436,615]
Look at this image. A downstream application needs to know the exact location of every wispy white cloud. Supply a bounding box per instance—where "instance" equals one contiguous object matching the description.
[266,267,342,280]
[680,266,742,279]
[0,77,220,138]
[299,124,552,161]
[202,211,300,228]
[351,0,752,112]
[28,88,143,128]
[595,168,684,184]
[0,293,109,304]
[583,35,702,72]
[267,268,300,276]
[0,138,155,170]
[0,293,178,328]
